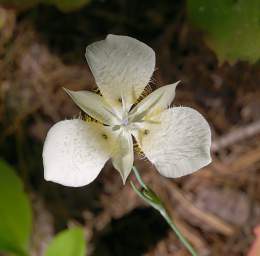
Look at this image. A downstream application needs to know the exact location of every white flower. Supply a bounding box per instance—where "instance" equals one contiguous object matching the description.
[42,34,212,187]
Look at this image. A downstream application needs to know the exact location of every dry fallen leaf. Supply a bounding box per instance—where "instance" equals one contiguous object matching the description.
[247,226,260,256]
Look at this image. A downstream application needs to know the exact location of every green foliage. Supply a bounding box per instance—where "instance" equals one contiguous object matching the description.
[0,160,87,256]
[187,0,260,63]
[0,0,90,12]
[0,160,32,256]
[45,227,86,256]
[45,0,90,12]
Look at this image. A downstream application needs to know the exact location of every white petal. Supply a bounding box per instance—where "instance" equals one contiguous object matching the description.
[85,34,155,111]
[137,107,211,178]
[111,130,134,184]
[129,82,179,122]
[64,88,118,125]
[43,119,115,187]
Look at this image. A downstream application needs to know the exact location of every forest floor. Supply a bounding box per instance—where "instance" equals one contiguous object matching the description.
[0,1,260,255]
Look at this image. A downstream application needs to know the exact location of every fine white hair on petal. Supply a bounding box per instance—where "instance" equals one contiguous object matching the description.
[43,119,115,187]
[137,107,212,178]
[85,34,155,111]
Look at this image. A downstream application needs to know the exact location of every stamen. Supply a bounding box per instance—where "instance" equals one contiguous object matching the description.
[120,90,127,113]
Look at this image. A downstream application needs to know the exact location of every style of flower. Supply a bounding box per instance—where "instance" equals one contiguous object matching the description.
[42,34,212,187]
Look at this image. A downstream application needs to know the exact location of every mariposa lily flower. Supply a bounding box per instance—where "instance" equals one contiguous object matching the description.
[42,34,211,187]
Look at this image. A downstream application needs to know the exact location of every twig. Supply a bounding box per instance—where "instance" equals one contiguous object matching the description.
[160,178,235,236]
[212,120,260,152]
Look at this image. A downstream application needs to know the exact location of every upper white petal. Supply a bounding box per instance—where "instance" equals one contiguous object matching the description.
[129,82,179,122]
[85,34,155,111]
[64,88,118,125]
[43,119,115,187]
[136,107,212,178]
[111,130,134,184]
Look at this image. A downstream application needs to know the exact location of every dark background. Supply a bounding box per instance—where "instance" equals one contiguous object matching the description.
[0,0,260,255]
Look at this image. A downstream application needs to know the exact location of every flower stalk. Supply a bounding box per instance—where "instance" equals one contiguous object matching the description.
[130,166,198,256]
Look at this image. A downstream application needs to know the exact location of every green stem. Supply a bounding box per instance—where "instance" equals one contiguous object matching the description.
[132,166,148,189]
[130,166,198,256]
[160,209,198,256]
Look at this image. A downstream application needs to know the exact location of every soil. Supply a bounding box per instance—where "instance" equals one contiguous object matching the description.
[0,0,260,255]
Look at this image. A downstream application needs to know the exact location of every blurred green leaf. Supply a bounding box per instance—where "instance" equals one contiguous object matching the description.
[187,0,260,63]
[45,227,86,256]
[0,0,91,12]
[46,0,90,12]
[0,159,32,256]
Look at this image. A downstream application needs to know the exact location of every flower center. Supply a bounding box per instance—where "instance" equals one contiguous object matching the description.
[112,112,132,131]
[121,117,129,126]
